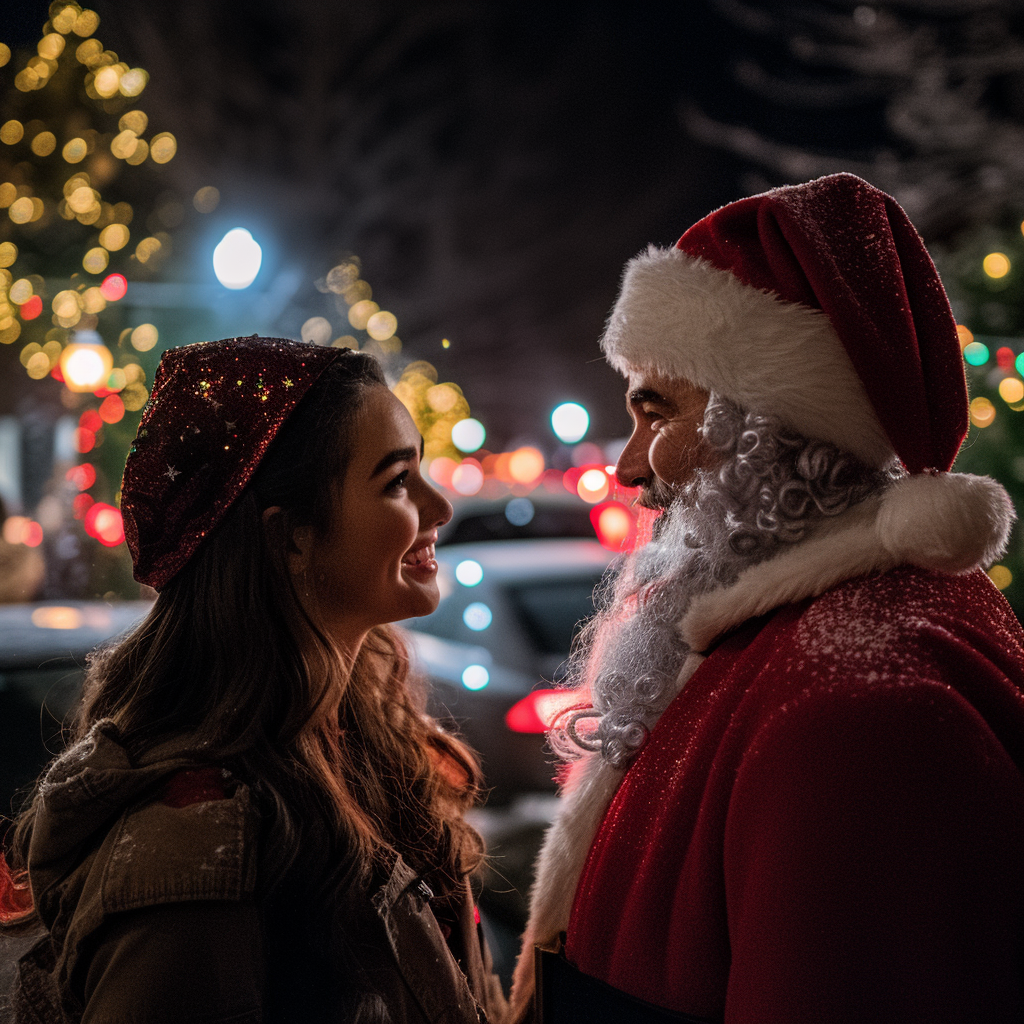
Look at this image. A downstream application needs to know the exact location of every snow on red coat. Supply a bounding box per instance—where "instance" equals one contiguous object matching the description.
[511,477,1024,1023]
[566,565,1024,1023]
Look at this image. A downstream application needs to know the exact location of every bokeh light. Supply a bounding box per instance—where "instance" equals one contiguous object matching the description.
[100,274,127,301]
[451,459,484,496]
[988,564,1013,590]
[577,467,610,503]
[983,252,1011,279]
[461,665,490,690]
[552,402,590,443]
[970,396,996,428]
[963,342,990,366]
[455,560,484,587]
[508,447,544,484]
[504,497,535,526]
[463,602,493,631]
[213,228,262,289]
[85,503,124,547]
[451,417,485,453]
[998,377,1024,405]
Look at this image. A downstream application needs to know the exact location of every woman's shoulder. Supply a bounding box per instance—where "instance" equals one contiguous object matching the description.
[98,767,260,915]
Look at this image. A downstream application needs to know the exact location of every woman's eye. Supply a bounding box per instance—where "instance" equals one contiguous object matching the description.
[386,470,409,491]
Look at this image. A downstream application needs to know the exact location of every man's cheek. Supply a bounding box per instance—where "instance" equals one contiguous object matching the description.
[649,424,693,486]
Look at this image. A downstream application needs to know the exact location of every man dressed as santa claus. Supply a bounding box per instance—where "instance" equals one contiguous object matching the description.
[511,173,1024,1023]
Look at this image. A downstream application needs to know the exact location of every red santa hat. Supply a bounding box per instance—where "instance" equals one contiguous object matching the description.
[600,172,968,474]
[122,336,346,590]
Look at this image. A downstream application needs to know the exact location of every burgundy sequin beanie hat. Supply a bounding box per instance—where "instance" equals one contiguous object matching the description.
[601,172,1014,572]
[122,336,346,589]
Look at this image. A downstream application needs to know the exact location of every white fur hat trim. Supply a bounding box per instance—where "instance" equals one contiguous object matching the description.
[601,246,897,469]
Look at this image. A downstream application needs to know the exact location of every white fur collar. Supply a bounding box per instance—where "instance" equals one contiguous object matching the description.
[509,471,1013,1017]
[683,471,1014,652]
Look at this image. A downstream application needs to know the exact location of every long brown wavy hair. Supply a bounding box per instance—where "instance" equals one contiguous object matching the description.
[8,351,483,912]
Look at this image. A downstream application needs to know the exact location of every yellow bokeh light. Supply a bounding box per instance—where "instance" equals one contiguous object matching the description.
[38,33,66,59]
[955,324,973,349]
[970,396,996,428]
[19,342,40,367]
[125,138,149,165]
[9,279,33,304]
[119,68,149,97]
[93,66,121,98]
[0,44,9,67]
[426,383,459,413]
[42,340,62,365]
[0,242,17,267]
[509,447,545,484]
[0,120,23,145]
[983,252,1011,279]
[135,236,161,263]
[26,351,51,379]
[76,38,102,65]
[68,185,96,213]
[30,132,56,157]
[73,9,101,37]
[62,138,88,163]
[15,69,40,92]
[988,564,1013,590]
[366,310,398,341]
[83,247,109,274]
[131,323,158,351]
[118,110,148,135]
[998,377,1024,405]
[121,382,149,411]
[301,317,332,346]
[99,223,129,251]
[0,183,15,207]
[326,261,360,293]
[348,299,379,330]
[81,287,106,314]
[149,132,177,164]
[9,198,34,224]
[342,279,371,305]
[52,6,78,34]
[193,186,220,213]
[52,290,81,318]
[111,129,137,159]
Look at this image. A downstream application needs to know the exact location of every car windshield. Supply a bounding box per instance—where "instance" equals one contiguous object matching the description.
[505,578,602,656]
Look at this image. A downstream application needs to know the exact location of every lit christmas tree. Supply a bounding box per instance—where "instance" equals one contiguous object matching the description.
[0,2,183,597]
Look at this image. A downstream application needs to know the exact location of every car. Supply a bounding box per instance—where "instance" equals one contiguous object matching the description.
[0,600,153,816]
[403,537,615,803]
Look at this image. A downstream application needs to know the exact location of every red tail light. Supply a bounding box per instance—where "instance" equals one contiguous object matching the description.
[505,688,578,734]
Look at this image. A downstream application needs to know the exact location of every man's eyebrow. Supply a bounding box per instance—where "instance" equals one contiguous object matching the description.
[370,443,420,478]
[628,387,667,407]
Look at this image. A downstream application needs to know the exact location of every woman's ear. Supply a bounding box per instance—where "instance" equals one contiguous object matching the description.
[262,506,313,574]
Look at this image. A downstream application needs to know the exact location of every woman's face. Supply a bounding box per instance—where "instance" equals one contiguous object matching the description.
[295,386,452,652]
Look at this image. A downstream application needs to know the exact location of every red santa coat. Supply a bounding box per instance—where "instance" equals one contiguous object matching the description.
[511,477,1024,1024]
[566,565,1024,1023]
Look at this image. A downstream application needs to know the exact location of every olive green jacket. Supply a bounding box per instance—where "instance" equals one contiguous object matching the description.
[1,721,507,1023]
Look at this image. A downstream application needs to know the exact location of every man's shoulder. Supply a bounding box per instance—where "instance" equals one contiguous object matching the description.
[796,565,1023,651]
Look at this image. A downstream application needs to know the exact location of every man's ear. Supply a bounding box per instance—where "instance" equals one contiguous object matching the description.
[262,506,313,574]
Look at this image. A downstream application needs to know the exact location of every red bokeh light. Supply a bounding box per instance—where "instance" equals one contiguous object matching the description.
[79,410,102,432]
[996,346,1016,372]
[99,394,125,423]
[22,521,43,547]
[590,501,636,552]
[505,689,579,734]
[19,295,43,320]
[66,463,97,491]
[75,427,96,453]
[73,493,94,518]
[99,273,128,301]
[84,503,124,547]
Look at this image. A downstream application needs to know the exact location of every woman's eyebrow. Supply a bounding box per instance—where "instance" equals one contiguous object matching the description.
[370,439,424,479]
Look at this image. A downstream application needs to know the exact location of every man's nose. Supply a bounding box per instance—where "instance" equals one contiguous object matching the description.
[615,430,651,489]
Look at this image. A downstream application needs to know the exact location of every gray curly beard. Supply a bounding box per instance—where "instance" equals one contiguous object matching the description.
[549,393,898,768]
